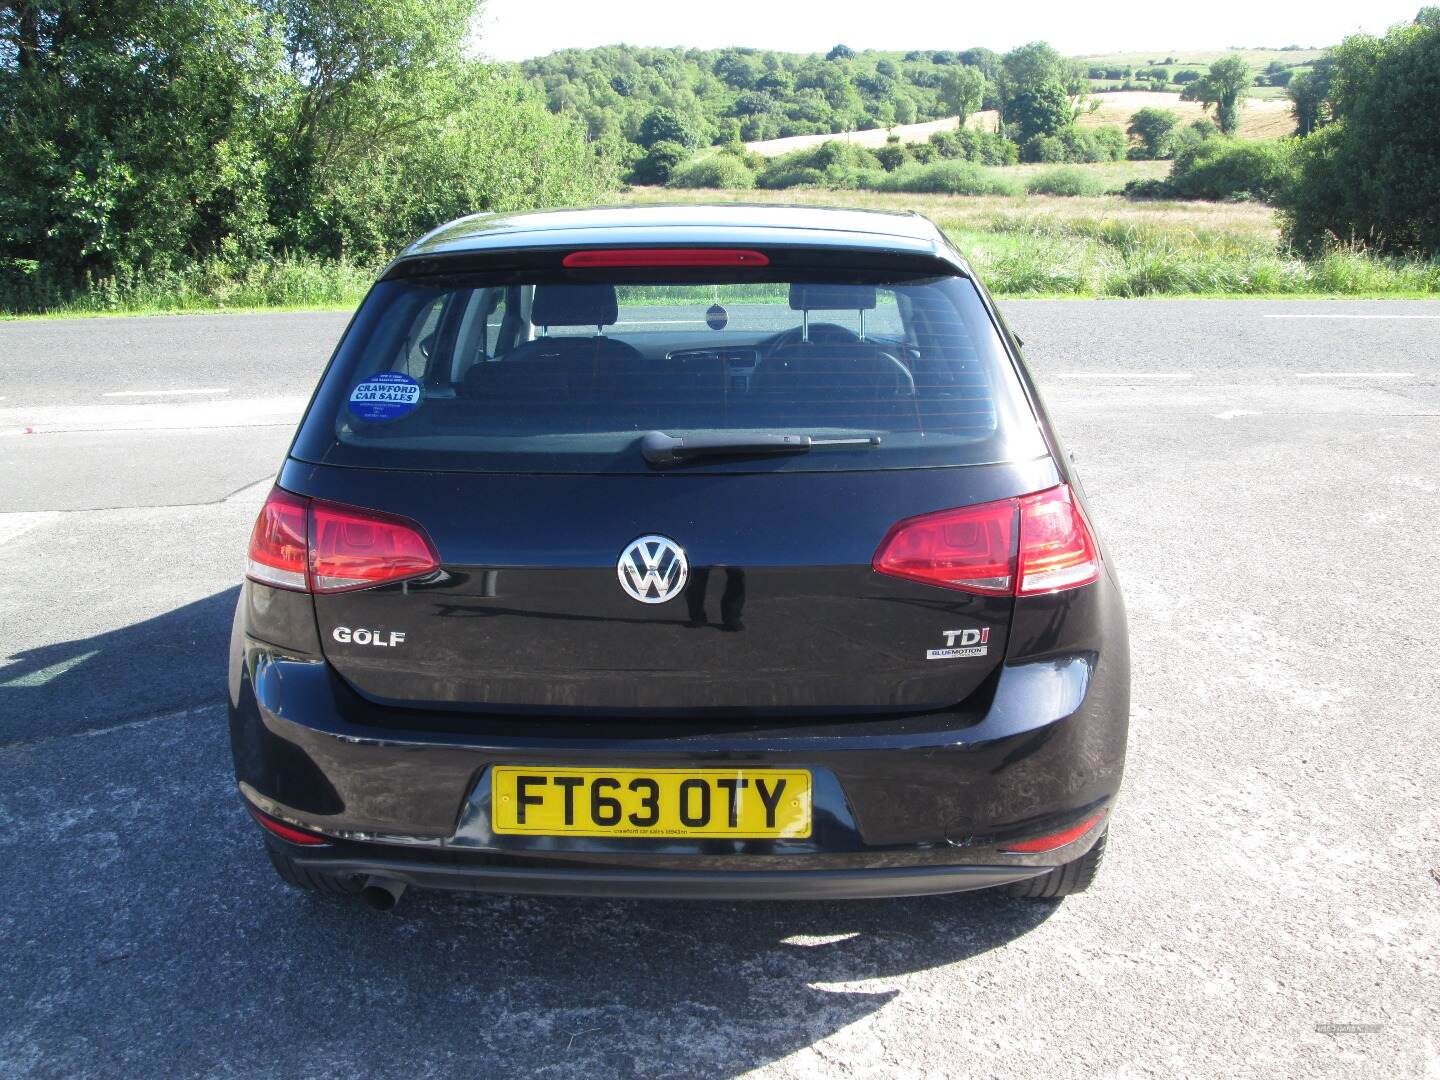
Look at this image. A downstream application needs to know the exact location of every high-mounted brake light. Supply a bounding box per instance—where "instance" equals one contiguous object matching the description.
[246,487,440,594]
[872,484,1099,596]
[561,248,769,268]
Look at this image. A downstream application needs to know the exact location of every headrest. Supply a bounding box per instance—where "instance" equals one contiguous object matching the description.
[532,284,619,328]
[789,283,877,311]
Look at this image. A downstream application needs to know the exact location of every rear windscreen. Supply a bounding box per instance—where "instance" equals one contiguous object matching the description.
[290,270,1047,473]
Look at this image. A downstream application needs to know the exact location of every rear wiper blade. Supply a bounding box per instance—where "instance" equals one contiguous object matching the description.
[640,430,881,467]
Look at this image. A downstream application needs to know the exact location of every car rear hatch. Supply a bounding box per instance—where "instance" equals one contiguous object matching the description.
[266,245,1060,716]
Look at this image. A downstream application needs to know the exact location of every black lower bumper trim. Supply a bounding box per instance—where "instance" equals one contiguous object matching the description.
[296,856,1045,900]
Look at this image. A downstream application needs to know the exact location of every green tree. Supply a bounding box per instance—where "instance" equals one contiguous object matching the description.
[1168,137,1295,201]
[0,0,615,302]
[637,107,696,148]
[1000,43,1085,99]
[996,42,1083,138]
[1181,56,1252,135]
[939,65,986,124]
[1286,60,1334,136]
[1126,107,1180,158]
[628,140,688,185]
[1010,81,1073,142]
[0,0,282,282]
[796,59,862,122]
[731,91,772,117]
[874,142,911,171]
[957,47,1001,82]
[1284,13,1440,254]
[714,50,758,90]
[755,69,792,95]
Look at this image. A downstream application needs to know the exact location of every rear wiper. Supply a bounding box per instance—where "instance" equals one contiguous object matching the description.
[639,430,881,467]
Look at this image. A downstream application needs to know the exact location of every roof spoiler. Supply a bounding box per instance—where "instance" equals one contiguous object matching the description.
[382,244,968,283]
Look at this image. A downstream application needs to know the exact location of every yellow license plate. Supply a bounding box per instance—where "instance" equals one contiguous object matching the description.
[491,767,812,839]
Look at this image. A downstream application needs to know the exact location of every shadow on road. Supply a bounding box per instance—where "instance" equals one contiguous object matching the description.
[0,588,1059,1075]
[0,587,240,746]
[242,887,1060,1074]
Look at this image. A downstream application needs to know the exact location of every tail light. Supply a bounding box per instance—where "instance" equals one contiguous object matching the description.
[310,501,440,592]
[871,499,1017,594]
[246,487,309,591]
[1016,485,1100,596]
[872,484,1099,596]
[246,487,439,594]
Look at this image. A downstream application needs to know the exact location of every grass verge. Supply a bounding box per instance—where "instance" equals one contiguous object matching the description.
[0,256,376,319]
[625,187,1440,297]
[5,187,1438,317]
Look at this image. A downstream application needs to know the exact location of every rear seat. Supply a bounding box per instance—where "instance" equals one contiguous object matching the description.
[452,270,997,436]
[909,347,997,435]
[462,347,732,431]
[748,342,919,430]
[590,351,730,429]
[458,343,997,436]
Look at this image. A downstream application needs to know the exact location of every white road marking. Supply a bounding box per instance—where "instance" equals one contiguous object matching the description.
[1263,314,1440,320]
[102,388,230,397]
[0,650,98,689]
[1216,409,1262,420]
[0,511,62,544]
[1057,372,1193,380]
[1,396,306,435]
[1296,372,1414,379]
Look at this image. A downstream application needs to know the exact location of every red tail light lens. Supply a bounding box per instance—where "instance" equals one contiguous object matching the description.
[247,805,329,846]
[1002,811,1105,853]
[561,248,769,268]
[309,500,439,593]
[872,500,1018,594]
[1017,485,1100,596]
[245,487,439,594]
[872,484,1099,597]
[246,487,309,590]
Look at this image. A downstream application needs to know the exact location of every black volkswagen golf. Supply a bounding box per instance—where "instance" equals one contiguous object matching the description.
[229,205,1128,910]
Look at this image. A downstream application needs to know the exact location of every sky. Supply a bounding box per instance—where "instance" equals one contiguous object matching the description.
[475,0,1424,60]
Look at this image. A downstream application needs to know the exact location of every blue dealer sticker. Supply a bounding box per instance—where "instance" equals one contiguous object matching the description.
[349,372,422,421]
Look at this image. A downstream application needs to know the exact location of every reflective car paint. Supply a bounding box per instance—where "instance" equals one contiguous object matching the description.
[227,205,1129,899]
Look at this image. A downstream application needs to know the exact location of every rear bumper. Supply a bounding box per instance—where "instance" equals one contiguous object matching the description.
[229,569,1129,896]
[278,852,1043,899]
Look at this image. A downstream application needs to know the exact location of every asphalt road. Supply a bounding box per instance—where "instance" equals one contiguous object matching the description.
[1,300,1438,1077]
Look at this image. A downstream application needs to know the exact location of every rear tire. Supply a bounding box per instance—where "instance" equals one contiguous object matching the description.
[266,848,365,898]
[1004,831,1106,899]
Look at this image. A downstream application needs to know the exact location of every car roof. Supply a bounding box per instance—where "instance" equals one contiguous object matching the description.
[397,204,965,269]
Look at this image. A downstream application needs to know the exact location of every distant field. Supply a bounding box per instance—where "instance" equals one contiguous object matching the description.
[746,91,1296,158]
[1087,80,1298,101]
[745,115,985,158]
[993,159,1170,191]
[1080,90,1294,138]
[610,186,1440,298]
[1076,47,1328,69]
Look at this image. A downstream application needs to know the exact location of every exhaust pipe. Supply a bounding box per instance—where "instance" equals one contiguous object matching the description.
[360,876,407,911]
